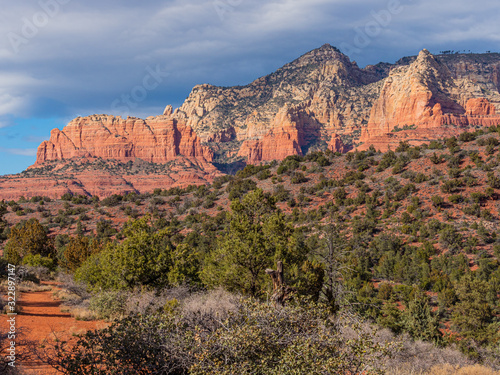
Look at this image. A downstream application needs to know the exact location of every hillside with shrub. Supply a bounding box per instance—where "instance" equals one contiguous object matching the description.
[2,126,500,373]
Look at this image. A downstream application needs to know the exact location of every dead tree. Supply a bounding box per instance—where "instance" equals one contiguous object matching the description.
[265,261,295,306]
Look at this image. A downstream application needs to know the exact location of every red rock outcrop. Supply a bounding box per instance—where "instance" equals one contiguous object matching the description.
[237,107,306,164]
[328,134,348,153]
[3,46,500,199]
[358,50,500,151]
[466,98,496,116]
[0,155,221,200]
[170,44,385,163]
[169,46,500,159]
[36,115,213,165]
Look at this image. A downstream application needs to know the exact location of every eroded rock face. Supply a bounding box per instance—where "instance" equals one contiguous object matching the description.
[466,98,496,116]
[358,50,500,151]
[170,44,387,163]
[169,46,500,156]
[36,115,213,165]
[33,46,500,166]
[4,46,500,199]
[328,134,348,154]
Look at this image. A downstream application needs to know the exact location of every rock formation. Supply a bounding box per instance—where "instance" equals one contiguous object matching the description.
[358,50,500,150]
[33,45,500,166]
[1,45,500,199]
[36,115,213,165]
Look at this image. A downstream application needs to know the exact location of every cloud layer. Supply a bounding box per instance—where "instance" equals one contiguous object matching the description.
[0,0,499,173]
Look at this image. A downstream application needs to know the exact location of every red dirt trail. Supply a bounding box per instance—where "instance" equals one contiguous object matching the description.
[1,283,107,374]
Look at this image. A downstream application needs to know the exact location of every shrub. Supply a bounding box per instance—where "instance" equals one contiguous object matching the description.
[430,153,444,164]
[22,254,56,272]
[458,132,476,142]
[441,179,462,194]
[290,171,308,184]
[4,218,55,264]
[226,178,258,200]
[256,169,271,180]
[463,204,481,217]
[236,164,270,179]
[449,194,464,204]
[439,226,462,250]
[48,299,394,375]
[431,195,445,208]
[76,217,175,290]
[61,192,73,201]
[487,172,500,188]
[273,184,290,202]
[101,194,123,207]
[277,155,302,175]
[89,290,126,320]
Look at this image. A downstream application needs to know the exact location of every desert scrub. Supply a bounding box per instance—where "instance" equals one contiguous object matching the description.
[48,298,395,375]
[89,290,126,320]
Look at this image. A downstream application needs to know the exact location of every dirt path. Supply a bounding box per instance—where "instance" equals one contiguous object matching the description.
[1,283,107,374]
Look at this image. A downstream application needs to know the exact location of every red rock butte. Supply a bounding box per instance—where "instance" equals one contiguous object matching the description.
[35,115,213,165]
[1,45,500,199]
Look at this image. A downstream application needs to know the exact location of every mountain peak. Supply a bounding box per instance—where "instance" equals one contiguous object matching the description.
[318,43,340,52]
[417,48,433,60]
[287,44,349,69]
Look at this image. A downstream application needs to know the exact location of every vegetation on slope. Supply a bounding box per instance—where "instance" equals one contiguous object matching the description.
[2,126,500,373]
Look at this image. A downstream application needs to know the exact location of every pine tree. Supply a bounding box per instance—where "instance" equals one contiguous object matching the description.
[402,288,442,344]
[200,189,310,297]
[452,273,495,343]
[4,218,55,264]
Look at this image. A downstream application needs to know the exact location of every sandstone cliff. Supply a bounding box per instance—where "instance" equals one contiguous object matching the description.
[169,44,387,164]
[36,115,213,166]
[33,45,500,167]
[358,50,500,150]
[2,45,500,199]
[166,45,500,158]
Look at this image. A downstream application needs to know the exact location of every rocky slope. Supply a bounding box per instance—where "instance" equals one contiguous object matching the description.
[0,157,220,200]
[170,44,387,165]
[1,45,500,199]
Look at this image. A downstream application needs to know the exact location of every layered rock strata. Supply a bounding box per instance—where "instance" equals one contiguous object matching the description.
[36,115,213,165]
[2,45,500,199]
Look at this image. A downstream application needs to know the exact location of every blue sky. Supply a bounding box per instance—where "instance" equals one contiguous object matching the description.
[0,0,499,175]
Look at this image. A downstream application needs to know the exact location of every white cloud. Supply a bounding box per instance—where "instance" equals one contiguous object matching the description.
[0,94,25,117]
[0,147,37,156]
[0,0,497,123]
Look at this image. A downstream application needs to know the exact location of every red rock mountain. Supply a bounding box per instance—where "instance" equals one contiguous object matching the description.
[359,49,500,150]
[36,115,213,165]
[1,45,500,199]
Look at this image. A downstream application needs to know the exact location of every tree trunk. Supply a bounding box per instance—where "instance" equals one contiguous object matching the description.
[265,261,294,306]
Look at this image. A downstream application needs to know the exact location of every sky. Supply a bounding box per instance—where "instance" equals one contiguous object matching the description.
[0,0,499,175]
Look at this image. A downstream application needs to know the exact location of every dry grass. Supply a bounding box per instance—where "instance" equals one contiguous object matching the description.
[16,281,52,292]
[386,364,500,375]
[60,302,97,321]
[381,329,500,375]
[426,364,500,375]
[380,329,495,375]
[0,279,51,293]
[182,287,238,317]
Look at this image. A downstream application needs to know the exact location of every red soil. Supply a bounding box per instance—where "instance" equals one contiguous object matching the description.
[1,282,107,374]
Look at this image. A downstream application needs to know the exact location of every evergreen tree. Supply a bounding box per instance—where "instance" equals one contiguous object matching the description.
[377,298,403,334]
[4,218,55,264]
[452,273,496,343]
[402,288,442,344]
[200,189,310,297]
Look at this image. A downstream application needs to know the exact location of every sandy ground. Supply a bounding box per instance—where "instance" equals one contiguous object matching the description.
[1,282,107,375]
